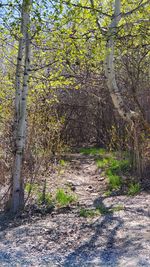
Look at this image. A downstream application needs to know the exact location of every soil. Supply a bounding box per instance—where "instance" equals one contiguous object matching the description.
[0,153,150,266]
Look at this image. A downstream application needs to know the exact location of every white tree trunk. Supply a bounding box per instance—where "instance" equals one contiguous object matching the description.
[11,0,32,213]
[14,3,27,134]
[105,0,136,122]
[104,0,143,176]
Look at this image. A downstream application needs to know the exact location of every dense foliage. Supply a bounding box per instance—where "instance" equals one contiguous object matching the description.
[0,0,149,212]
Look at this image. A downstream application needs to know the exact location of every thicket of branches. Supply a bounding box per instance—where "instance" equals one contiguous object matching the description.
[0,0,149,212]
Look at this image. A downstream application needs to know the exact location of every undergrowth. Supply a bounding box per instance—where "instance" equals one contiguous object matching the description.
[25,183,77,209]
[80,147,132,191]
[128,183,141,196]
[80,147,106,156]
[98,154,131,190]
[79,208,99,218]
[37,192,52,205]
[55,188,77,206]
[79,204,124,218]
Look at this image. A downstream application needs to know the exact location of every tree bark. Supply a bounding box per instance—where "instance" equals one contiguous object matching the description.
[104,0,144,177]
[104,0,137,122]
[10,0,32,213]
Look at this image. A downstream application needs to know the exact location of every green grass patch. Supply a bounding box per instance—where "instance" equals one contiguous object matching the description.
[25,182,38,194]
[128,183,141,196]
[96,158,109,168]
[106,169,122,190]
[79,204,124,218]
[109,159,131,173]
[103,190,112,197]
[81,147,132,192]
[59,159,67,167]
[96,205,111,215]
[37,192,53,206]
[95,151,131,190]
[96,151,130,170]
[79,208,100,218]
[96,204,124,214]
[79,147,106,156]
[105,158,131,190]
[55,188,77,206]
[111,204,124,212]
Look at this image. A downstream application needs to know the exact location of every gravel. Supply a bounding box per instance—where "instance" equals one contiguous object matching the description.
[0,154,149,266]
[0,193,149,267]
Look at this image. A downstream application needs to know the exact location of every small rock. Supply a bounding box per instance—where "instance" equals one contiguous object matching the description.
[98,177,105,181]
[87,185,94,192]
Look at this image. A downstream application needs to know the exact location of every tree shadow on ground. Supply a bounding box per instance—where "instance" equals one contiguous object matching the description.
[0,208,47,232]
[62,194,149,267]
[0,193,149,266]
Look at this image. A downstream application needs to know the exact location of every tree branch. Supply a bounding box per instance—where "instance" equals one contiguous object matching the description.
[122,0,150,17]
[62,0,112,17]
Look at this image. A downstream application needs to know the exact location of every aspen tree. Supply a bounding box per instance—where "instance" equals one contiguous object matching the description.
[10,0,32,212]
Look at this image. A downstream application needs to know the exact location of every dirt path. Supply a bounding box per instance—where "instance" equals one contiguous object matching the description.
[49,153,107,206]
[0,153,150,266]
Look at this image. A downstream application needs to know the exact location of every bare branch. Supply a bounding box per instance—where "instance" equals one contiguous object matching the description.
[122,0,150,17]
[30,60,59,72]
[89,0,107,35]
[62,0,112,17]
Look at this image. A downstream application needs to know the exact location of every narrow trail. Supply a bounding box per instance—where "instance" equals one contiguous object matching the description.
[57,153,107,206]
[0,153,150,267]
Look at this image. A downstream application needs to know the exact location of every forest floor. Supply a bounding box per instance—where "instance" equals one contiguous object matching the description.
[0,152,150,266]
